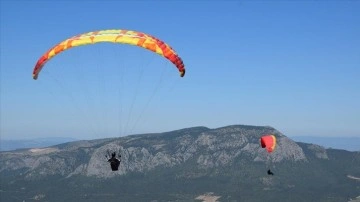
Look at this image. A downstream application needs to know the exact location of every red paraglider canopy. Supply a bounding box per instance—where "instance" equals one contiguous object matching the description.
[260,135,277,153]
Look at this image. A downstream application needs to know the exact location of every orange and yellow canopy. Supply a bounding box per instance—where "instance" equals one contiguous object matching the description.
[32,29,185,80]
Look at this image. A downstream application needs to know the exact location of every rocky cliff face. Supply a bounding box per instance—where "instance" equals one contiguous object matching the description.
[1,125,359,202]
[0,125,309,179]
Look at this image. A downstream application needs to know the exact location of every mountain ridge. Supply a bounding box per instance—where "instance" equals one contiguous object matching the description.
[1,124,359,201]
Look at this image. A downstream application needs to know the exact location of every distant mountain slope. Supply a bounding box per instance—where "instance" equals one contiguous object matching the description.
[0,137,78,151]
[291,136,359,151]
[0,125,359,202]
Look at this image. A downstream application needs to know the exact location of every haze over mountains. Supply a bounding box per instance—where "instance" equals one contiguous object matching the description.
[291,136,359,152]
[1,124,359,202]
[0,137,78,152]
[1,132,358,152]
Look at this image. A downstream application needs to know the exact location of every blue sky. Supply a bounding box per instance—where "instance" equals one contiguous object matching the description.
[1,0,359,140]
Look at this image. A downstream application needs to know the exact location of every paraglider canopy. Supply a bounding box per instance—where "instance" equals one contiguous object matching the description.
[260,134,276,153]
[32,29,186,80]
